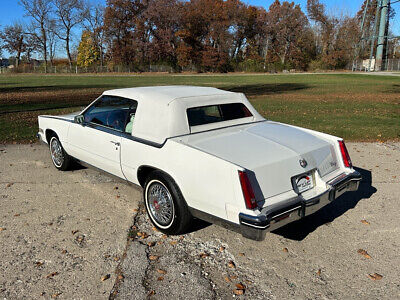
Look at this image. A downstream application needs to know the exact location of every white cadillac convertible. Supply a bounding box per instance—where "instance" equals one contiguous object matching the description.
[37,86,361,240]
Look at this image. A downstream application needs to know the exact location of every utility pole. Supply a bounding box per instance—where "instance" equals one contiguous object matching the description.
[360,0,371,52]
[376,0,389,71]
[369,0,382,71]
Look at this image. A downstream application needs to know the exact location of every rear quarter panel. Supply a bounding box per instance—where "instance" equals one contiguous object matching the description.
[284,123,351,174]
[120,137,245,223]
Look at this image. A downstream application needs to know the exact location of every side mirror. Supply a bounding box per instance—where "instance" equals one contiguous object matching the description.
[74,115,85,125]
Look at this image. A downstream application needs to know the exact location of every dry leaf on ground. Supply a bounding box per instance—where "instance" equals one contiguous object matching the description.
[233,289,244,295]
[283,247,288,253]
[45,272,59,279]
[101,274,111,281]
[140,232,149,239]
[361,220,370,225]
[157,276,164,281]
[227,261,236,268]
[367,273,383,280]
[235,283,246,290]
[149,255,159,261]
[200,252,210,258]
[157,269,167,274]
[51,293,62,299]
[357,249,371,259]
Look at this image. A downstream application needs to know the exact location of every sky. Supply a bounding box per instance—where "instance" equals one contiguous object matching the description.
[0,0,399,58]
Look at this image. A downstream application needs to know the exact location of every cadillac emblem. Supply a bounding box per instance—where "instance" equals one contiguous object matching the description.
[299,159,308,168]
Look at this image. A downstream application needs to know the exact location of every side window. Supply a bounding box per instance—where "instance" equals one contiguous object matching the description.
[84,96,137,132]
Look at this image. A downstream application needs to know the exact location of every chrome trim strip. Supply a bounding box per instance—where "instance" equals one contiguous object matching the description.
[40,116,74,123]
[328,171,362,187]
[240,221,270,229]
[272,205,302,219]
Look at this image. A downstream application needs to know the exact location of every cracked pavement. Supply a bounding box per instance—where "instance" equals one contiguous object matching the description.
[0,142,399,299]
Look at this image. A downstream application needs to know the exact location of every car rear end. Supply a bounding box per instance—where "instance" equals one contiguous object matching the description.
[183,121,361,241]
[236,138,361,241]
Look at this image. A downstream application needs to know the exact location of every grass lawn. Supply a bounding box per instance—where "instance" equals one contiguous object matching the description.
[0,73,399,143]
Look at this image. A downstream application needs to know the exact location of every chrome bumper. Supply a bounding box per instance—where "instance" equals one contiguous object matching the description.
[239,170,362,241]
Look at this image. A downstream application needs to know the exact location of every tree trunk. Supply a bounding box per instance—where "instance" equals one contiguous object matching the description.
[66,30,72,69]
[41,22,47,73]
[100,44,104,67]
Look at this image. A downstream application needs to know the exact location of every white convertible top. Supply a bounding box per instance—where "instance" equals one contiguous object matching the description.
[103,86,264,144]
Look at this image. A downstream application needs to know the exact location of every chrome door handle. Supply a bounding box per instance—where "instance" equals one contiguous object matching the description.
[110,141,120,146]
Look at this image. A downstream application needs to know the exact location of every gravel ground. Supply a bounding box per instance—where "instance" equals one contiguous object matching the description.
[0,142,399,299]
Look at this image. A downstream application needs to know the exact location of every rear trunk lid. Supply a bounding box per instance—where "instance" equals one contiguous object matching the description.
[179,121,338,200]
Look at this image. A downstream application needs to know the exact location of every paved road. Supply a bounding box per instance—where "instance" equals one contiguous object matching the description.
[0,142,399,299]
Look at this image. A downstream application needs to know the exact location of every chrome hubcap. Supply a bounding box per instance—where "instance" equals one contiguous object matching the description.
[50,138,64,167]
[147,182,174,226]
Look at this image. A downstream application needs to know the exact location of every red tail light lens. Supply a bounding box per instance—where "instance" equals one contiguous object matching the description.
[338,140,352,168]
[238,171,257,209]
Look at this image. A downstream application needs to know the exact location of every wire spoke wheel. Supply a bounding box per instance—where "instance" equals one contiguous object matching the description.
[146,181,174,227]
[50,137,64,168]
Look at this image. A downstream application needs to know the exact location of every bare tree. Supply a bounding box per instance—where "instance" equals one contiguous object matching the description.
[83,2,105,67]
[53,0,85,68]
[19,0,53,72]
[0,23,27,67]
[24,34,40,62]
[0,25,3,58]
[47,18,58,66]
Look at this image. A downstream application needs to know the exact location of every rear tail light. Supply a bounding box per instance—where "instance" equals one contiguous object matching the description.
[238,171,257,209]
[338,140,352,168]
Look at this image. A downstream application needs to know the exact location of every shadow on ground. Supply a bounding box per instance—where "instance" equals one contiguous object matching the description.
[385,84,400,94]
[226,83,310,96]
[273,167,376,241]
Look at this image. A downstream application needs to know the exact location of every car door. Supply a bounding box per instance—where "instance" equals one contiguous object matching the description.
[67,95,137,178]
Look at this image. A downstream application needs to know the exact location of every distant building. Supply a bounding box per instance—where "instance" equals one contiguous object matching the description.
[362,58,375,71]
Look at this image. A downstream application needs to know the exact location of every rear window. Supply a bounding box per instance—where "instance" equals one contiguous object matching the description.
[187,103,253,127]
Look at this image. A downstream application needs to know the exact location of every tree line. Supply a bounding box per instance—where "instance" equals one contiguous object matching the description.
[0,0,398,72]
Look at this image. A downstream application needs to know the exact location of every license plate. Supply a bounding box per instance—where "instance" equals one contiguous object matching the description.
[295,172,314,193]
